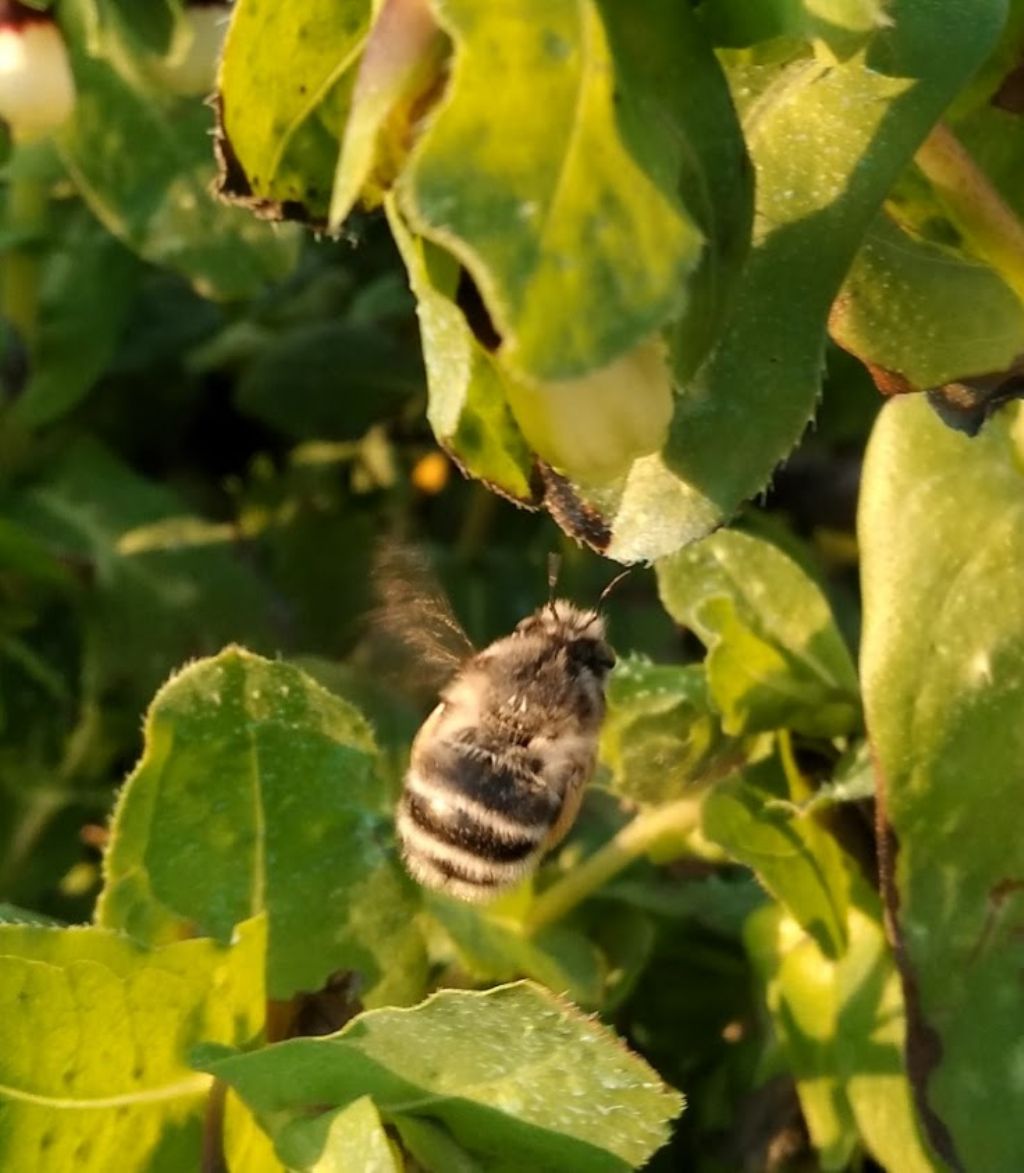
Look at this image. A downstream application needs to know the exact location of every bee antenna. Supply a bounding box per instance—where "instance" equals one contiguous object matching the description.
[598,566,632,608]
[547,551,561,619]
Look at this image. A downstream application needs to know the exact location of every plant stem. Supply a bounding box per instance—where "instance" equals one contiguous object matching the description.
[2,165,48,346]
[526,796,703,934]
[777,728,812,802]
[914,122,1024,301]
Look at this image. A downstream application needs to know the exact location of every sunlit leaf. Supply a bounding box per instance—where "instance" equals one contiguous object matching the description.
[0,917,264,1172]
[385,200,539,502]
[198,981,683,1172]
[745,880,935,1172]
[276,1095,401,1173]
[217,0,372,221]
[593,0,1007,561]
[701,0,893,59]
[657,530,860,737]
[223,1091,285,1173]
[860,396,1024,1170]
[376,0,752,540]
[599,656,737,806]
[831,211,1024,392]
[330,0,447,227]
[703,752,850,959]
[399,0,704,383]
[97,648,427,1005]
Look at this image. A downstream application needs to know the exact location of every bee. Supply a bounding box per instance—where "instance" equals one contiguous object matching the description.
[379,548,621,903]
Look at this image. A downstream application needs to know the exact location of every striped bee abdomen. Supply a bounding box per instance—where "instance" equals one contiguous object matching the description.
[397,738,560,903]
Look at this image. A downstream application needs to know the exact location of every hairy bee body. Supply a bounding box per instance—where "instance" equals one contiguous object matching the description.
[396,600,615,903]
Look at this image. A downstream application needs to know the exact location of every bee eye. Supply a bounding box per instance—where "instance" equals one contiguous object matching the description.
[569,638,615,674]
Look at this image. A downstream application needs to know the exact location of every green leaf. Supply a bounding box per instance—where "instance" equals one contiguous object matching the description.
[399,0,704,383]
[745,903,859,1169]
[591,0,1007,561]
[391,1116,482,1173]
[198,981,683,1172]
[657,530,860,737]
[276,1096,400,1173]
[594,0,753,383]
[329,0,447,227]
[13,440,275,702]
[502,335,676,486]
[14,212,141,428]
[860,396,1024,1171]
[0,917,265,1172]
[381,0,752,503]
[428,899,605,1007]
[703,752,850,959]
[767,740,875,817]
[599,656,736,805]
[0,904,63,927]
[82,0,187,63]
[57,0,298,298]
[222,1090,285,1173]
[217,0,372,222]
[744,881,935,1172]
[96,647,427,1005]
[836,904,938,1173]
[702,0,893,59]
[0,517,74,589]
[831,211,1024,391]
[385,200,539,502]
[234,321,425,441]
[954,105,1024,232]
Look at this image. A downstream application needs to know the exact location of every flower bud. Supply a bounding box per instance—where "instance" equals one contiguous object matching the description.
[0,3,75,140]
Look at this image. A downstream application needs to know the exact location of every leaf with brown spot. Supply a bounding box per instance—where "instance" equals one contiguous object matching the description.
[861,395,1024,1170]
[215,0,374,225]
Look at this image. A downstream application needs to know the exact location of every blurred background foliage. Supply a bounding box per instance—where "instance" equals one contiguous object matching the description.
[0,152,873,1173]
[0,177,877,924]
[0,9,882,1170]
[4,0,1024,1169]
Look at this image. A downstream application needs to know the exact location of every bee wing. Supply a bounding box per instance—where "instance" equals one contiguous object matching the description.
[369,542,475,691]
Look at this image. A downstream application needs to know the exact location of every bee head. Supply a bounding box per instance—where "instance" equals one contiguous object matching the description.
[516,600,616,677]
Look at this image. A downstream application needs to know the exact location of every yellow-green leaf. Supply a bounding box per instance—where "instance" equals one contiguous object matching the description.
[198,982,683,1172]
[400,0,704,382]
[0,918,265,1172]
[96,648,427,1005]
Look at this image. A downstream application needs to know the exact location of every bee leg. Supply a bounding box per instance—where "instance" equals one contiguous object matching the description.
[542,766,590,852]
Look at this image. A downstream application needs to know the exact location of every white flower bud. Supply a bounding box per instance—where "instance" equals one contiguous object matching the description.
[0,5,75,140]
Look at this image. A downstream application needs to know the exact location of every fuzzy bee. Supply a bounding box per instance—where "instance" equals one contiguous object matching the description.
[379,550,618,903]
